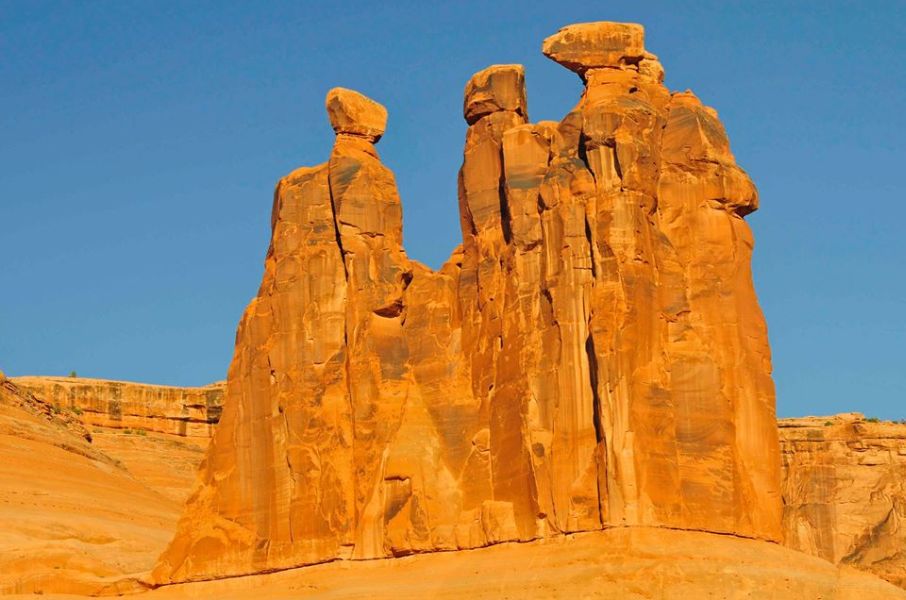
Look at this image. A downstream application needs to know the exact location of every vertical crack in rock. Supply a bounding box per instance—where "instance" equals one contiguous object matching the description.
[611,144,623,183]
[153,21,783,584]
[498,169,513,245]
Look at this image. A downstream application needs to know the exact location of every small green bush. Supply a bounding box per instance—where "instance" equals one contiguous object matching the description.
[123,428,133,435]
[866,417,881,423]
[824,421,833,427]
[68,371,77,378]
[135,428,147,436]
[71,406,83,416]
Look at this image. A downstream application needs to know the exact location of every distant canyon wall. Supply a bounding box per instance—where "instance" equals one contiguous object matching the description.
[781,414,906,589]
[11,376,223,438]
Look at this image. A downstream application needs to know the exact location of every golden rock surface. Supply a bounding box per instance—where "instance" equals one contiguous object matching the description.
[464,64,528,125]
[542,21,646,76]
[0,379,203,596]
[11,529,906,599]
[325,87,388,142]
[152,20,783,584]
[11,376,223,438]
[3,372,904,595]
[781,414,906,589]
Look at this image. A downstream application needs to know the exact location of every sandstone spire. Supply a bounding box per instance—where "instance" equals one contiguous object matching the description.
[153,22,781,584]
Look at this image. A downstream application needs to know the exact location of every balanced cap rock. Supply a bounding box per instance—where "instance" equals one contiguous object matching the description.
[326,87,388,142]
[463,64,527,125]
[542,21,645,75]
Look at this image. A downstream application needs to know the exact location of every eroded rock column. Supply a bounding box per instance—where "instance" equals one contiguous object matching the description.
[155,21,784,584]
[154,152,355,581]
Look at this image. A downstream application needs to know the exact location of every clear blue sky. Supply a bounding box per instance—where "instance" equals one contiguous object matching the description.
[1,1,903,419]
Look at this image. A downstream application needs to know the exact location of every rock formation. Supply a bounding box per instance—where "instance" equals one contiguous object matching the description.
[5,369,905,596]
[147,528,906,599]
[12,376,223,438]
[781,414,906,589]
[0,378,190,596]
[152,21,782,583]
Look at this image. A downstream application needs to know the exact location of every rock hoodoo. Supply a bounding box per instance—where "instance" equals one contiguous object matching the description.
[153,21,782,583]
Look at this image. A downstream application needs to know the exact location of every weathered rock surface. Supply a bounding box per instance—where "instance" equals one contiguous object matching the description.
[1,377,95,443]
[0,379,186,596]
[326,87,388,142]
[4,370,904,596]
[463,64,528,124]
[781,414,906,589]
[11,376,223,438]
[153,20,783,584]
[20,529,906,600]
[542,21,646,76]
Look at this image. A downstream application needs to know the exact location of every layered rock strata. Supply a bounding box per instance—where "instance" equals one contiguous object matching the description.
[12,376,224,438]
[781,414,906,589]
[153,21,782,583]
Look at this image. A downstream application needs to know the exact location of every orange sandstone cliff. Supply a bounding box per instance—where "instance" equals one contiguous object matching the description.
[11,376,223,438]
[152,21,783,584]
[0,377,195,595]
[781,414,906,589]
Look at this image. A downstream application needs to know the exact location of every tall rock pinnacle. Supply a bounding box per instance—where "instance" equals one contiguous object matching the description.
[153,21,781,584]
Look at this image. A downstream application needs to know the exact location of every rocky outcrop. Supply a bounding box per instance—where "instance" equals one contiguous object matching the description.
[1,376,95,444]
[147,528,906,599]
[0,377,186,596]
[152,21,782,583]
[12,376,224,438]
[781,414,906,589]
[541,22,646,77]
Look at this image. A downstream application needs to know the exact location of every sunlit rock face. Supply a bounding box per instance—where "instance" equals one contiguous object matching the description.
[11,376,223,438]
[781,414,906,589]
[153,21,782,583]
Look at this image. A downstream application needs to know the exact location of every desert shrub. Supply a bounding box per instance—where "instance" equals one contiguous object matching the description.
[824,421,833,426]
[68,371,77,378]
[866,417,881,423]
